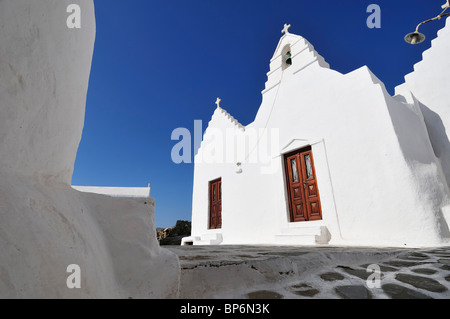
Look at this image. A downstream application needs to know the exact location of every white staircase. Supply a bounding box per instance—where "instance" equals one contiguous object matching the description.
[275,225,330,245]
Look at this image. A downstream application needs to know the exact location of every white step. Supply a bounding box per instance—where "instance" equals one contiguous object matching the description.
[184,233,223,245]
[275,226,330,245]
[181,236,199,246]
[201,233,223,245]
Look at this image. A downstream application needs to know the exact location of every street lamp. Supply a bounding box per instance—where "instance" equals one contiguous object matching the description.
[404,31,426,45]
[405,1,450,44]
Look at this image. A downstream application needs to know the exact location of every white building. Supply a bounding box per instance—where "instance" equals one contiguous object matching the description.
[184,21,450,248]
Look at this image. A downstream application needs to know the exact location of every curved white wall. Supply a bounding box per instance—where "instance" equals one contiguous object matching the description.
[0,0,179,298]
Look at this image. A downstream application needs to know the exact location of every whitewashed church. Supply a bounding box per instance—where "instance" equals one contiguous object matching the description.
[183,21,450,248]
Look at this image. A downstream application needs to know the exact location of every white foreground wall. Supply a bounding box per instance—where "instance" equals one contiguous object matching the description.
[191,29,450,248]
[0,0,179,298]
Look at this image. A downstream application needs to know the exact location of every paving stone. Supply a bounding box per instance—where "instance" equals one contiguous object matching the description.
[362,263,398,272]
[410,252,431,259]
[425,249,450,255]
[398,252,430,261]
[412,268,438,275]
[236,255,263,259]
[440,264,450,271]
[170,245,450,299]
[433,254,450,258]
[382,284,432,299]
[271,252,309,257]
[337,265,372,281]
[319,272,345,282]
[395,274,448,293]
[290,283,311,289]
[178,255,214,261]
[289,283,320,297]
[247,290,284,299]
[335,285,372,299]
[384,260,427,268]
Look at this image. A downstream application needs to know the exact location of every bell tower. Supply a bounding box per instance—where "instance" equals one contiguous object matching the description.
[262,24,330,94]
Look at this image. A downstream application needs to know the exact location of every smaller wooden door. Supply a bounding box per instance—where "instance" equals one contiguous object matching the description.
[209,178,222,229]
[284,147,322,222]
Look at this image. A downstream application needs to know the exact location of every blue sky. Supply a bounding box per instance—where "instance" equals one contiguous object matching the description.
[72,0,448,227]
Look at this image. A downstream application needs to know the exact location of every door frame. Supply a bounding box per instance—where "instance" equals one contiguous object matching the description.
[283,146,323,223]
[208,178,222,229]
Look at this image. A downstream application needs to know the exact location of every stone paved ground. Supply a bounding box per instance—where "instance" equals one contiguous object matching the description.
[166,245,450,299]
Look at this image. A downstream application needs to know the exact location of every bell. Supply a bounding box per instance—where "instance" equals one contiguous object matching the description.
[404,32,426,44]
[285,52,292,65]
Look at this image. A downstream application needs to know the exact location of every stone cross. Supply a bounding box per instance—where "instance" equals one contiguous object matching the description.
[282,24,291,34]
[215,97,221,108]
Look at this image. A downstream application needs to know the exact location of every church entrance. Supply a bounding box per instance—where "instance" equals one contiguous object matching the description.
[284,146,323,222]
[208,178,222,229]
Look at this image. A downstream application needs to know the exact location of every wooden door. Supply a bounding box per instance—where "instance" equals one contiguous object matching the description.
[209,178,222,229]
[284,147,322,222]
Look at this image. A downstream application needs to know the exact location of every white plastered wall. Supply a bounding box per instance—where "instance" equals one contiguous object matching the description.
[0,0,180,298]
[395,17,450,230]
[191,29,450,247]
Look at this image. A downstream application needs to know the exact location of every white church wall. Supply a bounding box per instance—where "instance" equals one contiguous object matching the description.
[394,17,450,230]
[192,27,450,247]
[265,65,400,246]
[387,92,450,238]
[192,106,281,244]
[395,17,450,188]
[270,62,449,246]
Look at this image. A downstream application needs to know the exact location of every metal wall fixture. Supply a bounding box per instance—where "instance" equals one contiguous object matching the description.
[405,1,450,44]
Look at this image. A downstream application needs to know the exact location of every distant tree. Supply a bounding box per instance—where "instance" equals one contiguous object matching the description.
[170,220,191,237]
[158,220,191,245]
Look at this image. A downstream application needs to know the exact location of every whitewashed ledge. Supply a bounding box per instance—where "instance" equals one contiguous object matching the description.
[72,185,151,198]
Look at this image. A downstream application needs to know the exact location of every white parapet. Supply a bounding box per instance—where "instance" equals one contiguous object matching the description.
[72,185,151,198]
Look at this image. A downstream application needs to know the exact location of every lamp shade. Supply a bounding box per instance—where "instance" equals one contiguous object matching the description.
[404,32,426,44]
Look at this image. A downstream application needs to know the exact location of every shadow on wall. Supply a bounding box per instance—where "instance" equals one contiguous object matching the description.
[420,102,450,181]
[418,101,450,240]
[388,94,450,240]
[388,96,436,165]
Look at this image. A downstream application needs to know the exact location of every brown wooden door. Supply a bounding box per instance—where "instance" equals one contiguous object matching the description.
[209,178,222,229]
[284,147,322,222]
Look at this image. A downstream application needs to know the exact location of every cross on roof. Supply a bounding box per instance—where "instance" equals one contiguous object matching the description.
[215,97,221,108]
[282,24,291,35]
